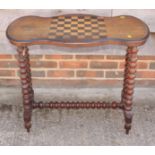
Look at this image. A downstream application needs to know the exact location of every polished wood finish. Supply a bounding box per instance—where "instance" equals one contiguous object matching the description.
[6,14,149,47]
[121,47,138,134]
[6,14,150,134]
[17,46,34,132]
[33,101,123,109]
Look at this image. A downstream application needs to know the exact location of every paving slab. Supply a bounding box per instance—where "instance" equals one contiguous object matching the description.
[0,88,155,145]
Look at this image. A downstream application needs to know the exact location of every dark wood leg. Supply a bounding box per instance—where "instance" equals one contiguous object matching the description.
[122,47,138,134]
[17,46,34,132]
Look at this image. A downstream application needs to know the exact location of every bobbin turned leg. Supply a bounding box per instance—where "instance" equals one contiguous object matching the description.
[122,47,138,134]
[17,46,34,132]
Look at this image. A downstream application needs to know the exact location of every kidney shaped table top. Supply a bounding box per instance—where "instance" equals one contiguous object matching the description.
[6,14,149,47]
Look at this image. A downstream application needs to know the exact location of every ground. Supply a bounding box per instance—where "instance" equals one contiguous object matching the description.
[0,87,155,145]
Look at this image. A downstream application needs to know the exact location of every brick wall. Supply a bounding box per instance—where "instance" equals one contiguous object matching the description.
[0,53,155,88]
[0,10,155,88]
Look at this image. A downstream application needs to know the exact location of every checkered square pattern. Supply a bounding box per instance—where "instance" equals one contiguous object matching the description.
[48,15,107,42]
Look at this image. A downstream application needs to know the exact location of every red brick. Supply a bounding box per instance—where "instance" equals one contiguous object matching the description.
[76,70,103,77]
[76,55,105,59]
[138,55,155,60]
[0,61,18,68]
[119,62,148,69]
[45,54,73,59]
[17,70,45,77]
[42,61,57,68]
[32,71,45,77]
[60,61,88,68]
[0,54,13,59]
[47,70,74,77]
[14,54,43,60]
[0,79,20,87]
[105,71,124,78]
[0,70,16,76]
[90,61,117,69]
[137,71,155,78]
[135,80,155,87]
[150,62,155,69]
[30,61,57,68]
[137,62,148,69]
[30,55,43,60]
[119,62,125,69]
[106,55,125,60]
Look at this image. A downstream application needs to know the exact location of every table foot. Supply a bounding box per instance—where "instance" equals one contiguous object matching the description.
[25,123,31,132]
[125,128,130,135]
[26,127,31,133]
[124,110,132,134]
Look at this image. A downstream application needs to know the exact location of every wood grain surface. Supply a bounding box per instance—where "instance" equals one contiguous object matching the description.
[6,14,149,47]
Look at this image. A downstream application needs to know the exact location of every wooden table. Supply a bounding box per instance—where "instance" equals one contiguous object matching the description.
[6,14,149,134]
